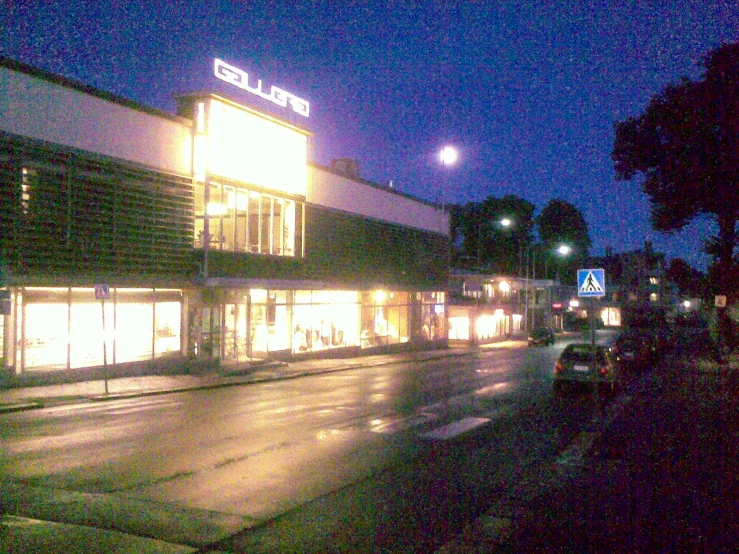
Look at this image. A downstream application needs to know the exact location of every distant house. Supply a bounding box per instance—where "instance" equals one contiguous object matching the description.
[448,269,557,344]
[590,241,672,327]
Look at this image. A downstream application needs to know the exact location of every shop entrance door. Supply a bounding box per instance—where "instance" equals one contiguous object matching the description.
[223,301,249,362]
[249,300,269,360]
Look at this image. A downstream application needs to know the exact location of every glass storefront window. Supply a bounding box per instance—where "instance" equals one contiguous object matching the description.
[24,302,68,370]
[193,181,302,257]
[115,302,154,363]
[290,289,360,354]
[360,290,410,348]
[419,291,446,341]
[155,302,181,356]
[70,296,110,369]
[18,288,182,372]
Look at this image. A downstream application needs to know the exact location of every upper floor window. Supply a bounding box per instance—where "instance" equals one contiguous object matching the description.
[194,181,303,257]
[21,167,34,214]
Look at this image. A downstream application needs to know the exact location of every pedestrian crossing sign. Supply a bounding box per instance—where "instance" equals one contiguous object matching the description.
[577,268,605,297]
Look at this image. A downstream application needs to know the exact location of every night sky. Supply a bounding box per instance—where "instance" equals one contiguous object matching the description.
[3,2,738,270]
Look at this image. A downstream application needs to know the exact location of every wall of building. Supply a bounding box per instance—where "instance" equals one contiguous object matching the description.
[0,60,192,176]
[307,164,447,235]
[0,135,195,285]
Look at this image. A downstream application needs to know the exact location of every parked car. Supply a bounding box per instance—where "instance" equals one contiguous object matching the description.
[553,343,620,393]
[612,332,655,371]
[528,326,555,346]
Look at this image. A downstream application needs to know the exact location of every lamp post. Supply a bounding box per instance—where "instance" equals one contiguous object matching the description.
[554,244,572,282]
[439,145,457,352]
[499,217,533,331]
[439,145,458,212]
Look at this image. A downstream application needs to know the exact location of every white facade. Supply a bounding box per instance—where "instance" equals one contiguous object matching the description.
[0,65,192,176]
[307,164,448,235]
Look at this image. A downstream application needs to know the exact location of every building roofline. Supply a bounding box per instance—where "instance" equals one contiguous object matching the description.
[0,55,189,124]
[308,161,442,209]
[174,90,312,136]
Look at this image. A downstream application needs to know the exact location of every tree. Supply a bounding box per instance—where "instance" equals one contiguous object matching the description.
[612,41,739,344]
[536,199,591,281]
[450,195,535,275]
[665,258,708,299]
[481,195,536,275]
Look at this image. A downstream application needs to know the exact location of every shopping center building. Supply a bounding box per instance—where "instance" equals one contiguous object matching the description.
[0,57,449,381]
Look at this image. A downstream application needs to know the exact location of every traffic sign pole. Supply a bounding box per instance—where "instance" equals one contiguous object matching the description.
[102,296,108,395]
[95,284,110,395]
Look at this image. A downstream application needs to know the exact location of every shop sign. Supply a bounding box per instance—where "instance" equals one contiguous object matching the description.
[214,58,310,118]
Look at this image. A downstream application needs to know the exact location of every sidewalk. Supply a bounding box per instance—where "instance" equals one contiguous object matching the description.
[0,343,496,413]
[439,354,739,553]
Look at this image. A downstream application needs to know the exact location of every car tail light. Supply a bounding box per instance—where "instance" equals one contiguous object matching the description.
[554,360,564,374]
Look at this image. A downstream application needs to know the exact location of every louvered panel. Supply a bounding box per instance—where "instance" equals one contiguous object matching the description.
[0,134,195,279]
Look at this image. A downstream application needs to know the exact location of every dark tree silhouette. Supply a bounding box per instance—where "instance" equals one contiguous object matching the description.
[613,41,739,344]
[450,195,535,274]
[666,258,708,300]
[536,198,591,281]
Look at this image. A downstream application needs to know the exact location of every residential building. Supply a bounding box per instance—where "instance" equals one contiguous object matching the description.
[591,241,669,327]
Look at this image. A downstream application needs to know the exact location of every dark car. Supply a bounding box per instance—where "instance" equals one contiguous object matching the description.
[553,343,620,393]
[612,333,654,371]
[528,326,555,346]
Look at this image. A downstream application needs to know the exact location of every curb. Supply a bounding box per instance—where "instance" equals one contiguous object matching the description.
[0,348,476,412]
[0,401,44,414]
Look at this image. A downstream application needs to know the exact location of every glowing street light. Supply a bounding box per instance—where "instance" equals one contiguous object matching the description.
[557,244,572,256]
[440,145,458,167]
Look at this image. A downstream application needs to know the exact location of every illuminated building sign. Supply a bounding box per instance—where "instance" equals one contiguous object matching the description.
[214,58,309,118]
[205,97,307,196]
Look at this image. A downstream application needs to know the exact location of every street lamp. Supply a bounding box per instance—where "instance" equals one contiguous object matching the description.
[438,145,458,211]
[554,244,572,282]
[499,217,534,331]
[440,145,458,167]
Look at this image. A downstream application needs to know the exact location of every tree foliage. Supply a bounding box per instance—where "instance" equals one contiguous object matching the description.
[450,195,535,274]
[450,195,590,282]
[536,198,591,280]
[612,42,739,303]
[665,258,708,299]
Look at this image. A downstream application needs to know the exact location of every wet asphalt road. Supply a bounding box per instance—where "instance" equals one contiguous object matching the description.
[1,332,620,552]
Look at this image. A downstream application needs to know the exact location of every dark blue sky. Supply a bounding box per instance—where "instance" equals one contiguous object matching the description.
[3,2,738,270]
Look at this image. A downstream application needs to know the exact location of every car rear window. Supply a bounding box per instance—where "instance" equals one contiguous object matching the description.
[563,345,605,363]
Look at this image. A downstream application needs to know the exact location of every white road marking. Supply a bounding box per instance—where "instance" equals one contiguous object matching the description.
[421,417,491,440]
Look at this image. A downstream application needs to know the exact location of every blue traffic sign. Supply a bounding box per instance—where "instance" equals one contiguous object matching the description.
[94,283,110,300]
[577,269,605,297]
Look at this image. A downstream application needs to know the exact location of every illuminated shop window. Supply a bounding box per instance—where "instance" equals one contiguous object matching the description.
[19,288,182,372]
[361,291,410,348]
[155,302,181,355]
[417,291,445,341]
[476,309,507,340]
[291,290,360,354]
[194,181,302,256]
[24,302,69,370]
[448,316,470,341]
